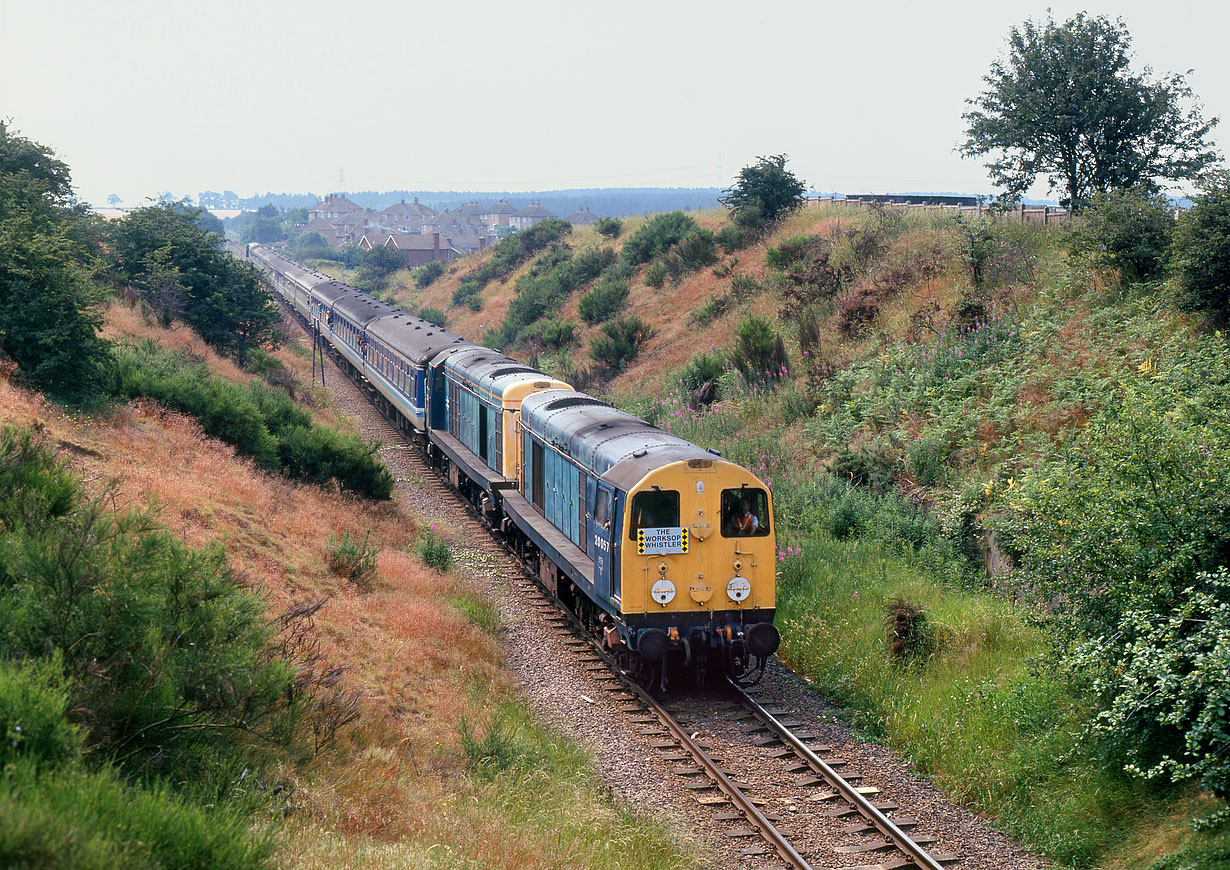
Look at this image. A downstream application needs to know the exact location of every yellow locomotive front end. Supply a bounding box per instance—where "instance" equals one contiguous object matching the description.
[613,457,780,682]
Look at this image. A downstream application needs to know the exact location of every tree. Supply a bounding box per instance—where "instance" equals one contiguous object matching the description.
[0,123,110,403]
[719,154,806,229]
[962,14,1219,210]
[1171,171,1230,324]
[109,203,281,359]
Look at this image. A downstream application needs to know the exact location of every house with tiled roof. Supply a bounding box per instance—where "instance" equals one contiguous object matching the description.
[302,216,346,247]
[509,201,556,231]
[385,232,454,265]
[564,206,601,226]
[379,198,430,233]
[309,194,364,222]
[481,199,517,231]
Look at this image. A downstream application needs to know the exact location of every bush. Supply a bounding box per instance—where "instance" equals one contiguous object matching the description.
[680,350,727,392]
[676,228,718,270]
[589,316,655,374]
[327,530,378,591]
[1067,187,1175,282]
[620,211,698,268]
[688,294,729,327]
[412,260,446,288]
[1172,172,1230,325]
[766,234,817,270]
[643,261,667,288]
[1074,567,1230,797]
[733,315,788,381]
[716,224,747,252]
[416,528,453,572]
[730,272,760,300]
[276,425,393,499]
[595,217,622,238]
[418,306,448,327]
[451,280,482,311]
[490,243,620,349]
[0,658,81,769]
[0,426,296,786]
[577,277,629,325]
[539,319,577,350]
[571,246,616,283]
[1003,340,1230,794]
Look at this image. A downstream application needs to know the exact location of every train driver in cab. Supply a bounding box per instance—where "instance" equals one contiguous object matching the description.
[723,489,768,537]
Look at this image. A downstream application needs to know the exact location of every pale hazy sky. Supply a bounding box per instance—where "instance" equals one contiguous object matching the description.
[2,0,1226,206]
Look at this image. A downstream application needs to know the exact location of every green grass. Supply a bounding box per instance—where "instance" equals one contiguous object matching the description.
[774,534,1173,866]
[451,695,698,869]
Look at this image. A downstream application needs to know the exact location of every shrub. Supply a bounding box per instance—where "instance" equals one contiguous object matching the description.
[0,426,296,786]
[577,277,629,325]
[1172,171,1230,325]
[276,425,393,499]
[590,316,655,374]
[688,293,729,327]
[620,211,698,268]
[766,234,817,270]
[681,350,727,392]
[571,246,616,283]
[595,217,622,238]
[1067,186,1176,282]
[884,597,937,661]
[539,319,577,350]
[451,280,482,311]
[716,224,747,252]
[643,260,667,288]
[1074,567,1230,798]
[416,528,453,571]
[419,306,448,327]
[327,529,378,591]
[676,228,718,270]
[733,315,788,381]
[412,260,446,288]
[730,272,760,300]
[0,658,81,769]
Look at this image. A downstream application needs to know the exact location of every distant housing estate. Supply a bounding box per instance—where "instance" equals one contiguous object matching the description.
[298,194,603,264]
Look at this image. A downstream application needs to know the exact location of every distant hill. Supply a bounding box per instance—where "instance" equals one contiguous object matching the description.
[199,187,725,217]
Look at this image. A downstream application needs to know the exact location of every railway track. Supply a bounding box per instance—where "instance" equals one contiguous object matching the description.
[292,310,961,870]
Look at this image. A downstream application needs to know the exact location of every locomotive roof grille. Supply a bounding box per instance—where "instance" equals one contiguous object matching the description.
[490,366,539,378]
[544,397,608,411]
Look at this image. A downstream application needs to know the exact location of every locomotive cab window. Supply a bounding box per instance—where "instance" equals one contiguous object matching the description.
[628,489,679,540]
[594,489,612,528]
[721,488,769,537]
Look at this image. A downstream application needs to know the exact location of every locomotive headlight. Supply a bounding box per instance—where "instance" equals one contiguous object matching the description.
[650,578,676,606]
[727,576,751,602]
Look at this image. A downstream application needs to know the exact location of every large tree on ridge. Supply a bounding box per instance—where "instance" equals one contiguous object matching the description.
[961,13,1219,210]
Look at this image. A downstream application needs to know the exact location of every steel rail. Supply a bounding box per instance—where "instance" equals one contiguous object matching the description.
[728,677,947,870]
[622,675,812,870]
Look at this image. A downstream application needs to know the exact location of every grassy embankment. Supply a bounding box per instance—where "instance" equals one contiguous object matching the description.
[351,203,1229,869]
[2,302,697,869]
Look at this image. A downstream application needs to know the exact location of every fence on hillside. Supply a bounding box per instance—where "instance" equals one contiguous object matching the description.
[801,195,1072,226]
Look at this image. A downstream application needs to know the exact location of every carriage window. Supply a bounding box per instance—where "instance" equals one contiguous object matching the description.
[594,488,612,527]
[721,488,770,537]
[628,490,679,540]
